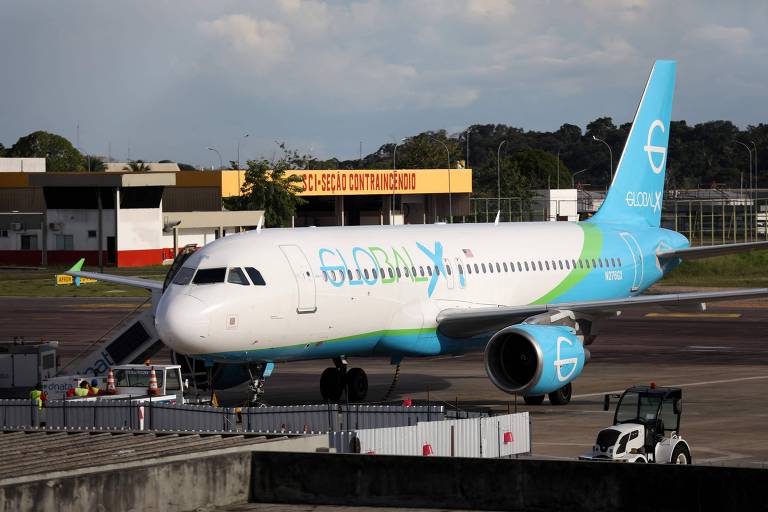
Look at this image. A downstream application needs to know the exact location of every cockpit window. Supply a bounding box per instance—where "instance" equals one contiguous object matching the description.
[227,267,249,286]
[193,268,226,284]
[172,266,195,285]
[245,267,266,286]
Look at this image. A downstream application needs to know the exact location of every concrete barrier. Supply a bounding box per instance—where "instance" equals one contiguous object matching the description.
[250,452,767,512]
[0,435,327,512]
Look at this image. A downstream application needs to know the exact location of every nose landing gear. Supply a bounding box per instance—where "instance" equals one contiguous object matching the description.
[320,357,369,402]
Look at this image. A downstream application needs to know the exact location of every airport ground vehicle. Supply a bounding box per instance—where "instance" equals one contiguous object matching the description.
[580,385,691,464]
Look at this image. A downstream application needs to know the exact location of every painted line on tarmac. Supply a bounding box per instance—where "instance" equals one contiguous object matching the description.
[62,303,149,309]
[573,375,768,399]
[644,312,742,318]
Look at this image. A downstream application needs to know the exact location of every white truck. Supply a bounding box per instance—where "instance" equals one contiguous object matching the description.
[580,385,692,464]
[44,364,186,404]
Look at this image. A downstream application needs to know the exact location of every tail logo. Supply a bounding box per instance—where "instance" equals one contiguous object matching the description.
[643,120,667,174]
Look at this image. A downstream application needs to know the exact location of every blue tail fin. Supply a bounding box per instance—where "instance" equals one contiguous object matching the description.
[589,60,676,227]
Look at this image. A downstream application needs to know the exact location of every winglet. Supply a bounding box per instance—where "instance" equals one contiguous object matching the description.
[68,258,86,272]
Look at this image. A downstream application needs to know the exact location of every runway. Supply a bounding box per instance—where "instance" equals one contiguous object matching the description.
[1,295,766,467]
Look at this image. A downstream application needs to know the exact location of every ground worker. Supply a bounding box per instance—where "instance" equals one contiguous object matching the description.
[88,378,101,396]
[29,383,44,409]
[73,380,89,397]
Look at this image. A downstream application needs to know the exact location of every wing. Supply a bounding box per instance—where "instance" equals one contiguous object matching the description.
[658,241,768,260]
[436,288,768,338]
[65,270,164,291]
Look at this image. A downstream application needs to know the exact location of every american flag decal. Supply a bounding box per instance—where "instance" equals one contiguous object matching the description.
[462,249,474,257]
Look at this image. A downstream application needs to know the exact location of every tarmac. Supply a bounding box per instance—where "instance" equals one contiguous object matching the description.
[1,293,766,468]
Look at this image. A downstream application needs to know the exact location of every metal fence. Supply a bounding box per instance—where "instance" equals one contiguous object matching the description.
[338,404,444,430]
[331,412,531,458]
[241,404,340,433]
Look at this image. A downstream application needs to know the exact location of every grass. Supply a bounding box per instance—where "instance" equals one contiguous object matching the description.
[660,251,768,288]
[0,265,165,297]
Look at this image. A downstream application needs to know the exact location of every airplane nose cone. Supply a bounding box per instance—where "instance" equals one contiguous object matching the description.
[156,294,210,354]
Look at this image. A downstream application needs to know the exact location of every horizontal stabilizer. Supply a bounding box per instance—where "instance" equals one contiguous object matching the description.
[657,241,768,260]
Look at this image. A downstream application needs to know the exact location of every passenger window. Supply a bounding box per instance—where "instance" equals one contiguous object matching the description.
[481,263,487,273]
[348,269,353,280]
[340,270,345,282]
[419,266,425,277]
[245,267,266,286]
[474,263,479,273]
[364,269,370,280]
[227,267,250,286]
[322,271,328,282]
[396,267,402,278]
[572,259,577,269]
[592,258,597,268]
[356,269,361,279]
[388,268,394,279]
[538,261,543,271]
[545,261,550,271]
[618,257,622,266]
[611,258,616,267]
[193,268,226,284]
[380,267,385,277]
[605,258,610,267]
[496,262,501,272]
[446,265,452,276]
[517,262,522,272]
[565,260,570,270]
[411,266,416,277]
[524,262,529,271]
[558,260,563,270]
[510,262,516,273]
[585,259,591,269]
[172,267,195,285]
[598,259,604,268]
[503,262,508,272]
[372,268,378,279]
[467,264,472,274]
[427,266,433,277]
[488,263,493,273]
[435,266,441,276]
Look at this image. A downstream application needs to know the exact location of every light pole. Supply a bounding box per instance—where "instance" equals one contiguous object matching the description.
[497,140,507,209]
[392,138,406,222]
[592,135,613,184]
[734,140,752,198]
[465,126,472,169]
[571,168,588,188]
[207,147,222,171]
[236,133,249,170]
[430,137,452,223]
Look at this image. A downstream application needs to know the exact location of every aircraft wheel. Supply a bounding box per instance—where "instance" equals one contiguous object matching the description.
[548,382,572,405]
[345,368,368,402]
[320,367,343,402]
[671,444,691,464]
[523,394,545,405]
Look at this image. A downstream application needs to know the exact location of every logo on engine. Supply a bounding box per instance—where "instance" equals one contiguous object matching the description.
[555,336,578,382]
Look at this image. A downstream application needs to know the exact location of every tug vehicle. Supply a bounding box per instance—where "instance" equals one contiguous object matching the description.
[580,384,692,464]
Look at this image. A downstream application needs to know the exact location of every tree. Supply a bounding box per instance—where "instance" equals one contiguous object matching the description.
[82,155,107,172]
[0,142,5,157]
[8,131,84,172]
[225,143,308,227]
[123,160,151,172]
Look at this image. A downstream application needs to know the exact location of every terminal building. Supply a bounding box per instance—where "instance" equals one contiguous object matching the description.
[0,163,473,267]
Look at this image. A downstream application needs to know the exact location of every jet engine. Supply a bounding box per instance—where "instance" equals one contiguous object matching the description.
[484,324,587,396]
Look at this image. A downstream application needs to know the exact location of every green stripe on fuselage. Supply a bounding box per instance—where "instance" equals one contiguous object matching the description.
[531,222,603,304]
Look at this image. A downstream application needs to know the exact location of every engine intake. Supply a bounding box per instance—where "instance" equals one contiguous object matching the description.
[484,324,586,396]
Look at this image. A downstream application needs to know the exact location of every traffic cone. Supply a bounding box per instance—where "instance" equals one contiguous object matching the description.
[106,368,117,395]
[147,367,160,396]
[422,443,433,456]
[503,431,514,444]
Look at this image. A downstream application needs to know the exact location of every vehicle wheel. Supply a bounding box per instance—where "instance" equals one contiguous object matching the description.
[548,382,572,405]
[346,368,369,402]
[523,394,545,405]
[671,443,691,464]
[320,367,343,401]
[634,458,647,463]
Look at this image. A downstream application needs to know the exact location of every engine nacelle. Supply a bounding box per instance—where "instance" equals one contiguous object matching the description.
[484,324,586,396]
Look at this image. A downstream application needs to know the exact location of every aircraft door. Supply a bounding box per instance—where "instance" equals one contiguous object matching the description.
[443,257,455,290]
[279,245,317,313]
[620,233,644,292]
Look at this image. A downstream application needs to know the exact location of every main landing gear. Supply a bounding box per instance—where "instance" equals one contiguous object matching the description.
[320,357,369,402]
[523,382,573,406]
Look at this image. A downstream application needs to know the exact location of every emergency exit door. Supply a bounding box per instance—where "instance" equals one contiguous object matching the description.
[279,245,317,313]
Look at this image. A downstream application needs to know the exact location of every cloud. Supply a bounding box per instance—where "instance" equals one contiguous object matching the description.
[685,24,752,53]
[199,14,293,68]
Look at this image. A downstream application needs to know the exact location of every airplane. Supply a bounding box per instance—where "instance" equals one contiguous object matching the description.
[69,60,768,406]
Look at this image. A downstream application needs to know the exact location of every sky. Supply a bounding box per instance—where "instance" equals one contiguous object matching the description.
[1,0,767,168]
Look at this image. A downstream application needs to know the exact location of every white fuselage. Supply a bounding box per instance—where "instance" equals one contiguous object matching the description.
[155,221,683,363]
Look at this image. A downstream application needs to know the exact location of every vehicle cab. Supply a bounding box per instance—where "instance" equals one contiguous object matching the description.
[580,385,692,464]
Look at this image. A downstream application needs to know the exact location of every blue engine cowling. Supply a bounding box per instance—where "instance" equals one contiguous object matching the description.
[483,324,586,396]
